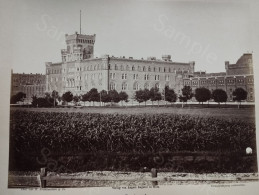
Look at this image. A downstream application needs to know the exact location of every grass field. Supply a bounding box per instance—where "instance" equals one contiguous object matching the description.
[10,106,255,122]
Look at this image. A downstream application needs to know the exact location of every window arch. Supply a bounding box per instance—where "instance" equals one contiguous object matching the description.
[155,83,160,89]
[133,82,139,90]
[144,83,149,89]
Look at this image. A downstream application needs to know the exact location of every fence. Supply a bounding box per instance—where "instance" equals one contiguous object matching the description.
[8,167,258,188]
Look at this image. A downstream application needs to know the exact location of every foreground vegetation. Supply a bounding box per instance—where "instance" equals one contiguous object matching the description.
[9,110,257,173]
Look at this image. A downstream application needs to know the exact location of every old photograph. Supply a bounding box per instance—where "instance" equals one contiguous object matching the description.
[2,0,259,193]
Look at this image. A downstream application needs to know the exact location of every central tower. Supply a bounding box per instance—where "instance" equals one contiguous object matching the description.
[61,32,96,62]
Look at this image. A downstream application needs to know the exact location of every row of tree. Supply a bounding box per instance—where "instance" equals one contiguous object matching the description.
[11,86,248,108]
[179,86,248,108]
[61,89,129,106]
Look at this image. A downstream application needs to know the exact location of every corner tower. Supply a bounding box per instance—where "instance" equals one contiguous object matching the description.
[61,32,96,62]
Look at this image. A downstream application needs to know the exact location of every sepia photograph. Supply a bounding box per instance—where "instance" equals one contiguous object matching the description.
[1,0,259,194]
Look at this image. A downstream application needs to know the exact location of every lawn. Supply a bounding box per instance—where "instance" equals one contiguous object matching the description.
[10,106,255,123]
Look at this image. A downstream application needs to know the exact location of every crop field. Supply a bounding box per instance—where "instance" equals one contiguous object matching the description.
[9,109,257,173]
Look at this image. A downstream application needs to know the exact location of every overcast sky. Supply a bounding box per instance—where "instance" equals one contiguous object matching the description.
[2,0,259,74]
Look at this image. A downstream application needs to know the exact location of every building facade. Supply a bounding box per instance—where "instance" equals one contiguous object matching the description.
[46,32,195,98]
[11,71,46,102]
[183,53,254,101]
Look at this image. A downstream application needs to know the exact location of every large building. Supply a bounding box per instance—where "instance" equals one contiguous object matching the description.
[45,32,195,98]
[10,71,46,102]
[183,53,254,101]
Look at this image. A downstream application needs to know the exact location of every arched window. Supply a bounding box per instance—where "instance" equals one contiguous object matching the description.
[148,66,151,71]
[121,65,124,71]
[143,66,146,71]
[144,83,149,89]
[133,82,139,90]
[97,64,100,70]
[132,65,135,71]
[154,67,156,72]
[126,65,129,71]
[115,64,118,70]
[110,82,116,90]
[94,65,97,70]
[122,82,127,90]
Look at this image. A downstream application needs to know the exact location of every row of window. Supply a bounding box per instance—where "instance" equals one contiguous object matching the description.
[64,64,190,73]
[109,73,172,81]
[47,69,62,74]
[76,39,94,44]
[112,64,190,73]
[185,78,254,85]
[109,82,161,91]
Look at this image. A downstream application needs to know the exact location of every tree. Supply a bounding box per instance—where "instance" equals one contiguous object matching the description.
[31,95,38,107]
[164,86,177,105]
[100,90,111,106]
[233,88,247,109]
[51,90,59,107]
[81,93,89,106]
[73,95,81,106]
[135,90,145,106]
[150,87,162,106]
[108,89,120,104]
[87,88,99,106]
[12,92,26,104]
[194,87,211,105]
[62,91,73,105]
[212,89,228,108]
[119,91,129,106]
[179,86,193,108]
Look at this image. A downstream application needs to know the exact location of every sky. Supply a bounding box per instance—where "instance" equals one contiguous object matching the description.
[1,0,259,74]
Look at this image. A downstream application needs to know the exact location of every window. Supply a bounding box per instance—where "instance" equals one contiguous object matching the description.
[122,83,127,90]
[148,66,151,71]
[110,82,116,90]
[133,82,139,90]
[132,66,135,71]
[115,64,118,70]
[133,74,138,80]
[165,75,170,81]
[143,66,146,71]
[144,83,149,89]
[110,73,115,79]
[122,73,127,79]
